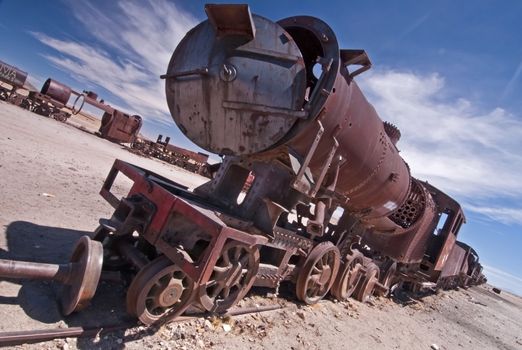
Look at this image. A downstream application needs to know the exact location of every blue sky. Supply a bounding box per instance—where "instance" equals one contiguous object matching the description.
[1,1,521,295]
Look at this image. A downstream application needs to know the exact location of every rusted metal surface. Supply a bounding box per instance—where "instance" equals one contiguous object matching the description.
[165,4,307,156]
[295,242,340,304]
[0,236,103,315]
[40,78,72,105]
[126,255,194,324]
[69,90,143,143]
[0,59,28,88]
[331,250,364,300]
[98,109,142,143]
[95,159,268,324]
[0,60,28,104]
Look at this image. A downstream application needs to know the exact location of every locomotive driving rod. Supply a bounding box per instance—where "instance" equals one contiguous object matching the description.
[0,236,103,315]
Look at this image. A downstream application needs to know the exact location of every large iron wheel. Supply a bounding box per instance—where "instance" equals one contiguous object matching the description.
[7,93,24,106]
[354,263,380,302]
[126,255,194,325]
[296,242,340,304]
[330,250,364,300]
[198,241,260,313]
[33,104,51,117]
[376,260,397,296]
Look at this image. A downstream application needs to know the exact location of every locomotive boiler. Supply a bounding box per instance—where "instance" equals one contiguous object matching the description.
[0,4,485,326]
[0,59,28,106]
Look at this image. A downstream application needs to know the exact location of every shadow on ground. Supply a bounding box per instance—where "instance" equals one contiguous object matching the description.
[0,220,140,349]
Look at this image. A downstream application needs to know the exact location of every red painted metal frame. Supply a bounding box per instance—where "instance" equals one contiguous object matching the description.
[100,159,267,285]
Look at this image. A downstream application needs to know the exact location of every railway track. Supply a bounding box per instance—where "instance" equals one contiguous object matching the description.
[0,304,284,346]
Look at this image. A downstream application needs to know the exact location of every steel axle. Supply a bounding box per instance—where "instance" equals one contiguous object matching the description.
[0,236,103,315]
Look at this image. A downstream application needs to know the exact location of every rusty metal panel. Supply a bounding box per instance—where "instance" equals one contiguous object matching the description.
[98,110,142,143]
[205,4,256,40]
[40,78,72,105]
[164,144,209,164]
[165,12,307,155]
[440,244,467,278]
[0,60,27,87]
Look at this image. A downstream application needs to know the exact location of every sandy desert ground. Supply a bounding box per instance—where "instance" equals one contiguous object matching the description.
[0,101,521,350]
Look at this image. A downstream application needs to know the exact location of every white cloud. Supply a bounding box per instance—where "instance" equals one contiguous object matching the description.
[31,0,198,126]
[464,205,522,226]
[359,70,522,225]
[502,60,522,100]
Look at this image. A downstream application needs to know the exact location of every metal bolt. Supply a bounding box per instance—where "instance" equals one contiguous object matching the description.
[220,63,237,82]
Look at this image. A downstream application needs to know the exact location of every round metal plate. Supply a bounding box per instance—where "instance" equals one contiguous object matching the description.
[165,15,307,156]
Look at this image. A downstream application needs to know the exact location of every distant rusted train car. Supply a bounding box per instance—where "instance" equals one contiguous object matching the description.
[437,241,485,289]
[23,78,73,121]
[132,134,210,176]
[0,59,29,106]
[98,109,142,143]
[1,59,143,141]
[0,61,74,122]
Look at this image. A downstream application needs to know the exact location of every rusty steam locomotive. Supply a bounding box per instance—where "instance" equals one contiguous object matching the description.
[0,4,485,326]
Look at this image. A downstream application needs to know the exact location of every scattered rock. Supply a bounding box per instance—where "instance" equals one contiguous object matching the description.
[40,192,55,197]
[492,287,501,294]
[204,319,214,330]
[431,344,440,350]
[296,311,306,320]
[222,323,232,332]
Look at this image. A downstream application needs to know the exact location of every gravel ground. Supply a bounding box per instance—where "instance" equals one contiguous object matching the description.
[0,101,521,350]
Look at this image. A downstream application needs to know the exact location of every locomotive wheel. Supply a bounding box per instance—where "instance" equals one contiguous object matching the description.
[126,255,194,325]
[61,236,103,315]
[296,242,340,304]
[93,225,128,270]
[34,104,51,117]
[330,251,364,300]
[376,260,397,297]
[7,93,24,106]
[198,241,260,313]
[19,98,32,110]
[52,111,70,122]
[353,264,380,303]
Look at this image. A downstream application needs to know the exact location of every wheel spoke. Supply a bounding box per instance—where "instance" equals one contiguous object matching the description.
[239,254,249,267]
[198,242,258,313]
[222,251,231,266]
[233,246,242,261]
[222,286,231,298]
[127,256,194,325]
[296,243,340,304]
